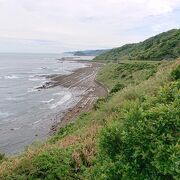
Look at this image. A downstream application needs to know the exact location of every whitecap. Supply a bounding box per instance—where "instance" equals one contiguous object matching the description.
[28,74,46,82]
[27,88,39,93]
[50,93,72,109]
[6,97,19,101]
[0,112,11,118]
[28,74,36,78]
[41,98,54,104]
[11,127,21,131]
[33,120,41,125]
[53,92,65,96]
[4,75,19,80]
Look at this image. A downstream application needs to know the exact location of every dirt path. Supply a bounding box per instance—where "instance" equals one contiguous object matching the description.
[48,61,108,134]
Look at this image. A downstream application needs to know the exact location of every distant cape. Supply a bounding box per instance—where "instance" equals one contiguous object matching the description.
[65,49,111,56]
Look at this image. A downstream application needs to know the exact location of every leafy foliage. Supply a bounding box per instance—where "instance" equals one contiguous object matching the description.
[50,123,75,143]
[5,148,79,180]
[0,153,4,163]
[32,148,75,179]
[93,97,106,110]
[94,29,180,61]
[89,81,180,179]
[110,82,125,94]
[171,65,180,80]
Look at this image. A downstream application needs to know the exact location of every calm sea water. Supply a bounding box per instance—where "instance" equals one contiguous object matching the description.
[0,53,89,154]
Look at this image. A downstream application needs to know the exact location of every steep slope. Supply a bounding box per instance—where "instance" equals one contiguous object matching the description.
[94,29,180,61]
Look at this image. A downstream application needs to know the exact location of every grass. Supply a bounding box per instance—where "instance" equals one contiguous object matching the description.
[96,61,161,90]
[0,59,179,179]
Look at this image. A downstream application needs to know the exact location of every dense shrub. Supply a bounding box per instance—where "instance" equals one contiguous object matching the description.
[32,148,74,179]
[90,81,180,179]
[7,148,77,180]
[110,82,125,94]
[0,153,4,163]
[50,123,75,143]
[93,97,106,110]
[171,65,180,80]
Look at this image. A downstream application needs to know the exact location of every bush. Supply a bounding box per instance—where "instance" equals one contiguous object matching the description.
[32,148,74,179]
[93,97,106,110]
[91,81,180,179]
[99,122,122,159]
[0,153,4,162]
[171,65,180,80]
[110,82,125,94]
[7,148,77,179]
[50,123,75,143]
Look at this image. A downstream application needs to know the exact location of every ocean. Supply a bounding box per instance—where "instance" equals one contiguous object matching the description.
[0,53,89,154]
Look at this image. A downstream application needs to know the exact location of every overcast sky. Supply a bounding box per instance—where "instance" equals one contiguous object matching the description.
[0,0,180,53]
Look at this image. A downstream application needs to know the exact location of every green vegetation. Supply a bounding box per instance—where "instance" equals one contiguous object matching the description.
[96,61,159,90]
[171,65,180,80]
[0,153,4,164]
[110,82,125,94]
[0,59,179,179]
[88,81,180,179]
[94,29,180,61]
[69,49,110,56]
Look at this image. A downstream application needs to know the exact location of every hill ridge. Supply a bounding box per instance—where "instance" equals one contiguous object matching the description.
[94,28,180,61]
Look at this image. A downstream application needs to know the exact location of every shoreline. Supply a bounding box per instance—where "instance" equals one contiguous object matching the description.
[0,57,107,155]
[46,61,108,135]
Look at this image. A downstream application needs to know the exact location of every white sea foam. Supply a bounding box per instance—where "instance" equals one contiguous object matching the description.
[12,127,21,130]
[41,98,54,104]
[28,74,46,82]
[53,92,65,96]
[6,97,19,101]
[4,75,19,79]
[27,87,39,93]
[0,111,11,118]
[50,93,72,109]
[33,120,41,125]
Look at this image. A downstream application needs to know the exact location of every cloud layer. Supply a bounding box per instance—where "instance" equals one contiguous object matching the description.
[0,0,179,52]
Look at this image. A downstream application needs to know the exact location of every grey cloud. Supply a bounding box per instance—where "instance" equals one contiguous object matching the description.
[0,0,179,52]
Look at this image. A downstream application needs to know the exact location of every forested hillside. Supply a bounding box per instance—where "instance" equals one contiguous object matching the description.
[67,49,110,56]
[94,29,180,61]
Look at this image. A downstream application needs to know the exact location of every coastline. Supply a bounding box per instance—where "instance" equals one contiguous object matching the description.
[47,61,108,134]
[0,56,107,155]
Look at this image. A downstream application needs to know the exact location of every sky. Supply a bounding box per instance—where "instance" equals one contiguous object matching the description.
[0,0,180,53]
